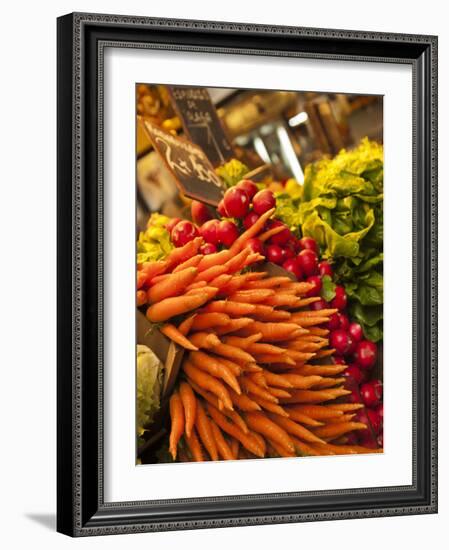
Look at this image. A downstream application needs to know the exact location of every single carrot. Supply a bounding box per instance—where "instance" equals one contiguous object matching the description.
[307,327,330,337]
[243,252,265,267]
[211,343,256,365]
[206,404,264,457]
[165,237,203,269]
[291,309,338,320]
[248,394,289,417]
[139,260,168,280]
[169,392,185,460]
[251,304,291,321]
[313,422,367,439]
[247,342,285,356]
[279,375,324,390]
[213,318,254,335]
[245,411,295,453]
[177,313,197,336]
[240,377,278,404]
[230,207,276,252]
[253,353,296,366]
[185,286,219,301]
[243,276,294,290]
[267,387,292,399]
[194,264,228,283]
[172,254,203,273]
[222,333,263,350]
[247,322,300,342]
[186,280,208,291]
[185,428,204,462]
[284,408,324,427]
[210,421,234,460]
[327,403,365,412]
[313,349,336,359]
[146,292,209,322]
[197,249,233,272]
[230,438,239,459]
[263,370,294,388]
[279,388,350,404]
[298,364,347,376]
[188,332,221,349]
[212,356,242,376]
[149,273,170,285]
[257,224,287,243]
[202,301,256,316]
[313,377,346,389]
[190,350,241,394]
[267,412,326,444]
[248,372,267,387]
[209,273,233,289]
[287,405,344,420]
[326,413,356,424]
[136,290,147,306]
[160,324,199,351]
[190,312,231,331]
[292,316,331,328]
[217,274,249,296]
[179,381,197,438]
[195,401,219,460]
[137,270,148,290]
[267,439,296,458]
[284,349,315,363]
[290,436,321,457]
[183,361,233,410]
[223,248,251,274]
[228,388,261,412]
[230,289,275,304]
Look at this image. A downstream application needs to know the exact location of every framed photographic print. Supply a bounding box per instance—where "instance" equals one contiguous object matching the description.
[57,12,438,536]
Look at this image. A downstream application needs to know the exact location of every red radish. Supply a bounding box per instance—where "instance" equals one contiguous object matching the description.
[344,363,364,384]
[310,298,328,311]
[282,258,303,279]
[318,260,333,278]
[290,237,302,253]
[298,236,318,253]
[305,275,322,297]
[333,356,346,365]
[243,210,260,230]
[347,388,362,404]
[367,408,383,435]
[217,199,228,217]
[359,433,378,449]
[345,432,359,445]
[283,246,295,260]
[360,379,382,408]
[200,243,217,255]
[348,322,363,343]
[199,219,220,245]
[330,285,347,310]
[354,340,378,369]
[252,189,275,215]
[171,220,199,247]
[245,238,265,256]
[223,187,250,218]
[374,403,384,422]
[217,220,239,248]
[191,200,213,225]
[328,312,349,331]
[266,244,286,265]
[165,217,181,233]
[353,409,372,438]
[267,220,291,245]
[329,330,353,355]
[298,249,319,276]
[236,179,258,200]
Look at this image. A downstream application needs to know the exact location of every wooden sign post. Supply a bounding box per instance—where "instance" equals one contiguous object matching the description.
[141,118,226,206]
[168,86,235,167]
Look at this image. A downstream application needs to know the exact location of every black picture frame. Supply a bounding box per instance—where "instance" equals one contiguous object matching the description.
[57,12,438,537]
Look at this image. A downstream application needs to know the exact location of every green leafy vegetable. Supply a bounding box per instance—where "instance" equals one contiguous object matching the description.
[136,345,164,443]
[216,159,249,188]
[299,138,383,341]
[321,275,336,302]
[137,213,174,264]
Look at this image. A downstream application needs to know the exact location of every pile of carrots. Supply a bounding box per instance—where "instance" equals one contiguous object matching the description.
[137,208,382,461]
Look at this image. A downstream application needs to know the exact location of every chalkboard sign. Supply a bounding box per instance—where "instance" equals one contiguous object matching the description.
[168,86,234,167]
[141,119,226,206]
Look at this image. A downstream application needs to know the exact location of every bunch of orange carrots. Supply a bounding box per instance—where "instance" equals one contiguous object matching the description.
[138,209,381,461]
